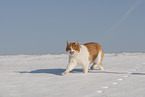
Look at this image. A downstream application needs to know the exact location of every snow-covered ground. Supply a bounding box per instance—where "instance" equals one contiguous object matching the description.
[0,53,145,97]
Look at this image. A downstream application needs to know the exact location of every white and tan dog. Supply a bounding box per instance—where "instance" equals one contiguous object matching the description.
[63,40,104,74]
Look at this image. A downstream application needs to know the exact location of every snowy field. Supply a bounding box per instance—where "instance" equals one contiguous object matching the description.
[0,53,145,97]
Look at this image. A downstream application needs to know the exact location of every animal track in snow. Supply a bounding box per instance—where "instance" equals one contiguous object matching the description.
[117,79,123,81]
[113,82,118,85]
[102,86,109,89]
[123,75,129,78]
[96,63,141,95]
[97,90,103,93]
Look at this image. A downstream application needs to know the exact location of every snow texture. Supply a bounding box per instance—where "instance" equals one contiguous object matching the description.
[0,53,145,97]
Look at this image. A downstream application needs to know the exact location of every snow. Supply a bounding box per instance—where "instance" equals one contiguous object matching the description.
[0,53,145,97]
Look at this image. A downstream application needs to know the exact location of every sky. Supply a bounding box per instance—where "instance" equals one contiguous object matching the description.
[0,0,145,54]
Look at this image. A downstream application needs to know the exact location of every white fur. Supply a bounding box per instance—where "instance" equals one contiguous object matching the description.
[64,45,90,74]
[94,50,104,70]
[94,50,102,65]
[70,46,76,54]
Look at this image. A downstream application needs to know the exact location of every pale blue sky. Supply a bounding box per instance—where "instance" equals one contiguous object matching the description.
[0,0,145,54]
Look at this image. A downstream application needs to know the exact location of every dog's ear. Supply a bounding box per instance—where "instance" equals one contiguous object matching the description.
[67,41,71,45]
[75,40,79,45]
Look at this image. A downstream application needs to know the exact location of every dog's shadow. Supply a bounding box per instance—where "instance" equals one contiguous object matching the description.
[20,68,83,75]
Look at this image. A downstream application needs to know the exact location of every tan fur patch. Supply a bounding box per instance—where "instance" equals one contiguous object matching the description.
[84,42,104,62]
